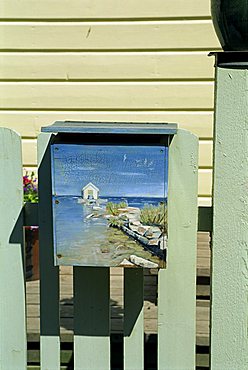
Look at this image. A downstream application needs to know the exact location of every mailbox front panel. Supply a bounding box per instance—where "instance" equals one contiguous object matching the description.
[51,143,168,268]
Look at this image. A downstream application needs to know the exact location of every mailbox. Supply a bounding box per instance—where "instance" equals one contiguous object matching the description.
[41,121,177,268]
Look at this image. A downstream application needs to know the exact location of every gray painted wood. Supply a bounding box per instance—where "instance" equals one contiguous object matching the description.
[211,67,248,369]
[0,128,26,369]
[42,121,177,135]
[38,133,60,369]
[158,129,198,369]
[74,267,110,369]
[124,268,144,370]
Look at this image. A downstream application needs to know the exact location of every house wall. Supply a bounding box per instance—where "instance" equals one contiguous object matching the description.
[83,186,98,199]
[0,0,220,205]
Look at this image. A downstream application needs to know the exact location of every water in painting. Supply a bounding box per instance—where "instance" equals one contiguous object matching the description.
[51,144,168,268]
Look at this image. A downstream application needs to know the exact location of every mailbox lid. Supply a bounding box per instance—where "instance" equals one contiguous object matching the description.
[51,143,168,268]
[42,120,177,135]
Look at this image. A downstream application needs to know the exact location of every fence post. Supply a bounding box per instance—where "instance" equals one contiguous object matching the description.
[0,128,26,369]
[124,268,144,370]
[38,133,60,369]
[158,129,198,369]
[74,267,110,369]
[211,59,248,369]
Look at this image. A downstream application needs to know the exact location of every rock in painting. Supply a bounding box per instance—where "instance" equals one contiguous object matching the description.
[148,239,159,247]
[119,258,135,267]
[130,255,159,268]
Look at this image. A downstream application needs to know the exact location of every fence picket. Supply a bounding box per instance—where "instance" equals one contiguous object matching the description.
[124,268,144,370]
[38,133,60,369]
[74,267,110,369]
[158,129,198,369]
[0,128,26,369]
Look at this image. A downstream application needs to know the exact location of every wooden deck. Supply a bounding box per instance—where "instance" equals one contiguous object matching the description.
[26,232,210,368]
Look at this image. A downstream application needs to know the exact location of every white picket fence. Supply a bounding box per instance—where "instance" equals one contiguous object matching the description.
[0,127,199,369]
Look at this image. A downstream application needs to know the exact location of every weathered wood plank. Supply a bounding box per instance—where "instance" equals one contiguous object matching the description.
[0,52,214,80]
[196,353,209,368]
[27,316,209,336]
[124,269,144,370]
[0,82,214,109]
[197,232,210,241]
[0,22,220,51]
[0,111,214,139]
[38,132,60,369]
[74,267,110,369]
[26,313,210,344]
[158,129,198,368]
[27,301,210,323]
[197,257,210,266]
[28,300,210,320]
[211,67,248,368]
[197,285,210,297]
[29,264,155,278]
[0,0,211,19]
[26,289,157,303]
[0,128,26,369]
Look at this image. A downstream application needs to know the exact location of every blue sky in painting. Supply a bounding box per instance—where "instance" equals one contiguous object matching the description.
[52,144,168,197]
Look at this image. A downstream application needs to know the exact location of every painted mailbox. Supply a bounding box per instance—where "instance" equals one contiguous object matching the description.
[43,121,177,268]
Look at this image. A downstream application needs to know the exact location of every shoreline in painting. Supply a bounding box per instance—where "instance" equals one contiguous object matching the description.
[54,196,167,268]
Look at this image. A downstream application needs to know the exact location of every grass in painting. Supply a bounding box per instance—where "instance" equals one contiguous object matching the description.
[108,217,125,228]
[106,201,129,228]
[106,201,128,216]
[140,204,167,233]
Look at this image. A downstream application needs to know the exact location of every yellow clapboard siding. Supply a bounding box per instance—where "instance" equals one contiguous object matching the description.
[0,82,214,109]
[199,140,212,168]
[1,1,211,19]
[0,21,220,50]
[22,139,37,166]
[23,166,213,197]
[0,52,214,80]
[0,111,213,138]
[22,139,213,169]
[198,169,212,196]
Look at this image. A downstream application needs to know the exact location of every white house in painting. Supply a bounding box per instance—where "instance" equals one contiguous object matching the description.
[82,183,99,200]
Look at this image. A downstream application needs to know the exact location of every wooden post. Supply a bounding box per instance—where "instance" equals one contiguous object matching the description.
[158,129,198,369]
[211,61,248,368]
[38,133,60,369]
[74,267,110,370]
[124,268,144,370]
[0,128,26,369]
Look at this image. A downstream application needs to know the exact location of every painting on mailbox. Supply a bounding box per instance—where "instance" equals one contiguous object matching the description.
[51,144,168,268]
